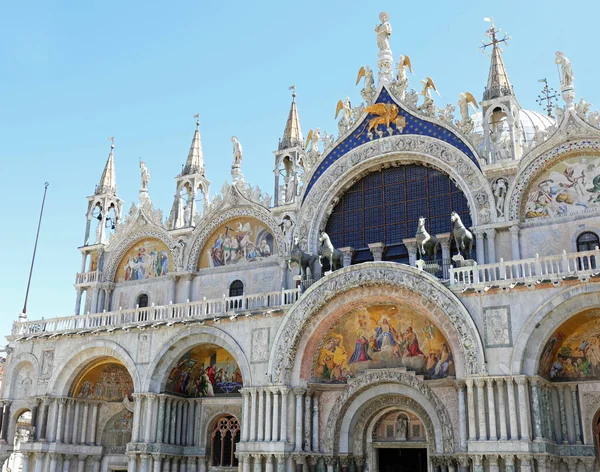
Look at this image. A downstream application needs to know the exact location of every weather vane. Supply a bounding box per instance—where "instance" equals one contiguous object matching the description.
[480,17,511,55]
[536,78,559,117]
[193,113,200,128]
[108,136,115,148]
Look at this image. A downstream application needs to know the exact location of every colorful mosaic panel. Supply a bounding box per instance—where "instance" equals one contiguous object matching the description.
[314,303,454,382]
[73,362,133,402]
[540,309,600,381]
[166,344,242,397]
[115,238,172,282]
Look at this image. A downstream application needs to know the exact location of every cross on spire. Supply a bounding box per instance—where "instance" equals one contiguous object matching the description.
[480,18,510,54]
[480,18,514,101]
[536,78,559,117]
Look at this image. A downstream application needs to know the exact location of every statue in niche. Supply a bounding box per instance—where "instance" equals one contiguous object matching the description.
[396,416,408,441]
[493,178,508,218]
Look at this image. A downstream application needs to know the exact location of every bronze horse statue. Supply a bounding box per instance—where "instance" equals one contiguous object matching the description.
[287,237,319,279]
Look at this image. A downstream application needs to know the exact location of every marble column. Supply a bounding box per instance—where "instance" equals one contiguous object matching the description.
[472,455,483,472]
[163,398,172,444]
[250,389,258,442]
[543,385,555,441]
[187,456,197,472]
[474,230,485,265]
[275,454,286,472]
[557,386,568,443]
[62,455,73,472]
[140,454,150,472]
[487,379,498,440]
[265,389,272,442]
[280,388,288,443]
[90,402,99,444]
[496,378,508,440]
[0,401,11,442]
[169,400,177,445]
[144,395,156,443]
[132,395,142,442]
[485,229,496,264]
[55,399,66,443]
[570,385,582,443]
[506,378,518,440]
[488,456,499,472]
[503,455,515,472]
[294,388,304,451]
[465,379,477,441]
[530,379,543,440]
[340,247,355,267]
[294,454,305,472]
[187,400,195,446]
[152,455,163,472]
[33,453,44,472]
[181,401,188,445]
[80,402,90,444]
[312,392,320,452]
[402,238,418,267]
[253,454,263,472]
[162,457,171,472]
[518,455,532,472]
[258,389,265,441]
[324,456,336,472]
[272,389,280,441]
[475,379,487,440]
[438,233,451,279]
[509,225,521,260]
[75,288,83,315]
[368,242,385,261]
[39,399,49,441]
[78,455,88,472]
[265,455,274,472]
[48,453,59,472]
[516,378,531,440]
[304,391,312,451]
[157,396,166,443]
[457,457,469,472]
[21,453,31,472]
[63,400,73,444]
[455,382,467,450]
[242,390,250,441]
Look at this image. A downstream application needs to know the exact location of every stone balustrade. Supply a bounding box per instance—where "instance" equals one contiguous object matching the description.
[75,270,102,285]
[449,247,599,289]
[11,288,300,337]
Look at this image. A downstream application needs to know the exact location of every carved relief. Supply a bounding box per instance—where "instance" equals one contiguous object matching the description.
[251,328,270,363]
[483,306,513,348]
[41,349,54,377]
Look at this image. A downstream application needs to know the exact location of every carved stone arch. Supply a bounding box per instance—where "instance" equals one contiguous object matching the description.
[506,116,600,221]
[186,205,286,270]
[352,396,436,456]
[571,226,600,252]
[3,353,39,399]
[510,283,600,375]
[200,405,242,452]
[102,226,176,283]
[268,262,486,385]
[323,371,454,454]
[144,325,252,392]
[296,136,493,253]
[47,339,140,396]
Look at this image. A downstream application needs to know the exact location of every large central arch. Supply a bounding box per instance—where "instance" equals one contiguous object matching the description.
[268,262,486,384]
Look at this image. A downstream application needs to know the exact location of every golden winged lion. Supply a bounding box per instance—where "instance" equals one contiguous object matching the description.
[360,103,407,136]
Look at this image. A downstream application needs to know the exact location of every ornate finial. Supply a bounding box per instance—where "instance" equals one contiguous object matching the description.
[480,17,510,55]
[108,136,115,149]
[536,79,559,117]
[289,85,296,101]
[193,113,200,129]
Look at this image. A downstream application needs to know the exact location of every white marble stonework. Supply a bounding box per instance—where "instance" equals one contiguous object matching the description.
[2,12,600,472]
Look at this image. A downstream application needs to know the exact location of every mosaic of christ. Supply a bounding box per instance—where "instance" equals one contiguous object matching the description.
[314,303,454,382]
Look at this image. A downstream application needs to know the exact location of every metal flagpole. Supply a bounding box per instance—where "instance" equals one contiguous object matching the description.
[20,182,50,320]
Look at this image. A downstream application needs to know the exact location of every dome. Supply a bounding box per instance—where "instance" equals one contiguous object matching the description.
[472,108,555,145]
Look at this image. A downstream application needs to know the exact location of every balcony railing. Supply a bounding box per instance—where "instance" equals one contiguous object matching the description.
[449,247,599,288]
[12,288,300,337]
[75,270,102,284]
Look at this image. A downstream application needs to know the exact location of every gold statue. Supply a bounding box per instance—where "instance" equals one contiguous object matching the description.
[360,103,406,136]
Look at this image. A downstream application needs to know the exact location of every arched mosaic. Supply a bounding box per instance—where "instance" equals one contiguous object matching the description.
[115,238,172,282]
[314,302,454,382]
[71,360,133,401]
[166,344,242,397]
[198,217,276,269]
[539,308,600,381]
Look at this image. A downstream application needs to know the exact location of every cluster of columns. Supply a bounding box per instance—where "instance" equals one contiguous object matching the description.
[241,387,291,444]
[128,453,207,472]
[32,397,100,445]
[132,394,200,446]
[461,377,531,442]
[75,284,114,316]
[21,453,101,472]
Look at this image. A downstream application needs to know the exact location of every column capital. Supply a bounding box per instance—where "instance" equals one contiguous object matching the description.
[292,454,305,465]
[292,387,306,396]
[495,377,505,386]
[78,455,88,461]
[502,455,515,466]
[485,228,497,237]
[307,455,319,466]
[516,454,532,465]
[338,455,352,466]
[367,242,386,261]
[465,378,474,388]
[474,378,486,388]
[354,455,365,466]
[251,453,263,461]
[49,453,61,460]
[509,224,520,235]
[323,456,337,466]
[514,377,528,386]
[457,456,469,467]
[486,378,495,387]
[473,229,486,238]
[273,453,286,462]
[265,454,274,464]
[152,454,164,461]
[486,455,499,466]
[569,383,578,392]
[454,380,466,391]
[472,455,483,466]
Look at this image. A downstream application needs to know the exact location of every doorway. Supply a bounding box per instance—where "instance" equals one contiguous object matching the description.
[378,448,427,472]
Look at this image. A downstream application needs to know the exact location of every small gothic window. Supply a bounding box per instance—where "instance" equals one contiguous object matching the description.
[137,294,149,308]
[211,416,240,467]
[577,232,599,252]
[229,280,244,297]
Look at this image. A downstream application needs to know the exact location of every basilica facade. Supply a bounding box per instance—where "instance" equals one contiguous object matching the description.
[2,12,600,472]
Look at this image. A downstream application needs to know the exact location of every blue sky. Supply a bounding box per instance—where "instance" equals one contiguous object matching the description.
[0,0,597,337]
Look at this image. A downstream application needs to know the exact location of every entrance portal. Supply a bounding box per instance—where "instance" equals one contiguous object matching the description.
[378,448,427,472]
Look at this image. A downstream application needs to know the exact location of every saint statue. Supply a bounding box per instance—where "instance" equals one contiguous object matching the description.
[232,136,243,166]
[396,417,408,441]
[140,160,150,190]
[375,12,392,52]
[555,52,574,88]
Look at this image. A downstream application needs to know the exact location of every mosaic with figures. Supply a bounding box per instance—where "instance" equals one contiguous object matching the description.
[115,238,172,282]
[73,362,134,401]
[314,303,454,382]
[540,310,600,381]
[524,155,600,219]
[199,218,275,269]
[166,344,242,397]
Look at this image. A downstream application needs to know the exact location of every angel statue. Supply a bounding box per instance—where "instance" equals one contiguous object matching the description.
[375,12,392,52]
[391,55,412,100]
[356,65,375,103]
[335,98,353,134]
[232,136,243,166]
[456,92,479,135]
[305,128,321,155]
[418,77,439,116]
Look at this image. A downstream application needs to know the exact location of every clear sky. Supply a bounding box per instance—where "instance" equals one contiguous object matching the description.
[1,0,598,338]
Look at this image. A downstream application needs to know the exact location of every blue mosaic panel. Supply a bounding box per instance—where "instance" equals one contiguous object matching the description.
[324,165,472,254]
[304,87,478,201]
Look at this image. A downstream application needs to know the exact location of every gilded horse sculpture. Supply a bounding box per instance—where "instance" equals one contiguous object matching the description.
[318,231,344,271]
[450,212,473,258]
[287,237,319,280]
[415,216,438,260]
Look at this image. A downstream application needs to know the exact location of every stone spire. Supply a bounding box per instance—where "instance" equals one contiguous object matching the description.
[96,138,117,195]
[482,19,513,101]
[182,116,205,176]
[279,87,304,150]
